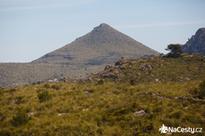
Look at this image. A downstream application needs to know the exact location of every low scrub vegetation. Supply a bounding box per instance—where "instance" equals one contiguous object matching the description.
[0,55,205,135]
[37,90,51,102]
[198,80,205,98]
[0,80,204,135]
[11,111,30,127]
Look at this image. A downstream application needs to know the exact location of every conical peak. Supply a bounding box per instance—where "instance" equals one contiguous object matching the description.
[98,23,110,28]
[93,23,113,32]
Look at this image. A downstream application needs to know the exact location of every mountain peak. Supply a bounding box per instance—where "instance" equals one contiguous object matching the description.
[92,23,114,32]
[182,28,205,55]
[34,23,158,64]
[96,23,111,28]
[196,28,205,35]
[98,23,110,27]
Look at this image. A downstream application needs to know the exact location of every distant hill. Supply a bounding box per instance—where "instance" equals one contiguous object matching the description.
[182,28,205,55]
[0,23,158,87]
[33,23,158,65]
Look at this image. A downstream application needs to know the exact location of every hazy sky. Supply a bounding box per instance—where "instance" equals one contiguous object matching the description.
[0,0,205,62]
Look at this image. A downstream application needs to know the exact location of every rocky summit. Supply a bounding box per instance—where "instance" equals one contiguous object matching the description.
[183,28,205,55]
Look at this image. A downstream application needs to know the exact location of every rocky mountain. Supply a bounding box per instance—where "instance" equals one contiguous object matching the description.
[0,23,158,87]
[33,23,158,65]
[182,28,205,55]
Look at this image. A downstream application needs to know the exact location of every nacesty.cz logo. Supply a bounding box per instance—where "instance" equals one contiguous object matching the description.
[159,124,203,134]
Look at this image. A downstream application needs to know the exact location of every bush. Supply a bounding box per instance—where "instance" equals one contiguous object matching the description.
[37,90,51,102]
[96,79,104,85]
[43,83,50,89]
[0,129,11,136]
[129,79,136,85]
[183,115,203,124]
[198,81,205,98]
[11,112,30,127]
[0,112,5,121]
[51,84,61,90]
[169,111,183,119]
[165,44,182,58]
[15,96,24,104]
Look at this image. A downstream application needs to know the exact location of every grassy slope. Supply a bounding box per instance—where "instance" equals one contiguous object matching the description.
[95,54,205,83]
[0,55,205,136]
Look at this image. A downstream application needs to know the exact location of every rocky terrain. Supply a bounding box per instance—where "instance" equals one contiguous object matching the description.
[92,54,205,83]
[183,28,205,55]
[0,23,158,87]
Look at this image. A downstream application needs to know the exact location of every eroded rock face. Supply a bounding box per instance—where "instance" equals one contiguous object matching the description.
[183,28,205,55]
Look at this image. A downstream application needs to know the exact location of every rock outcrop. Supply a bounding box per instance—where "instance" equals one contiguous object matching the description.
[183,28,205,55]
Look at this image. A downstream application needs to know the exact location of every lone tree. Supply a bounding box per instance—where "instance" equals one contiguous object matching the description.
[165,44,182,58]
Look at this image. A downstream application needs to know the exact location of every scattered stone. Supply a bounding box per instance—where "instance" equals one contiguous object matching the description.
[134,110,146,116]
[114,57,130,66]
[28,112,36,117]
[185,77,190,81]
[174,97,179,99]
[84,88,94,94]
[82,108,89,112]
[139,64,153,71]
[104,65,112,71]
[48,78,59,83]
[99,71,118,80]
[155,79,159,82]
[184,107,189,110]
[57,113,67,116]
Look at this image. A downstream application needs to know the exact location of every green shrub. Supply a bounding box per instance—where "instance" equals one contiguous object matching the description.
[0,112,5,121]
[43,83,50,89]
[129,79,136,85]
[51,84,61,90]
[152,107,163,113]
[165,44,182,58]
[37,90,51,102]
[183,115,203,124]
[15,96,24,104]
[198,81,205,98]
[0,87,4,91]
[96,79,104,85]
[142,123,154,133]
[11,112,30,127]
[9,88,17,92]
[0,129,11,136]
[169,111,183,119]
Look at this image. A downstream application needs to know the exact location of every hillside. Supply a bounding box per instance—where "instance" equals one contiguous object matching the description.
[183,28,205,55]
[0,55,205,135]
[92,54,205,83]
[0,63,100,87]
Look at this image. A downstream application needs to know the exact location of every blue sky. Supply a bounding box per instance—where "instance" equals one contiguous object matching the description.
[0,0,205,62]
